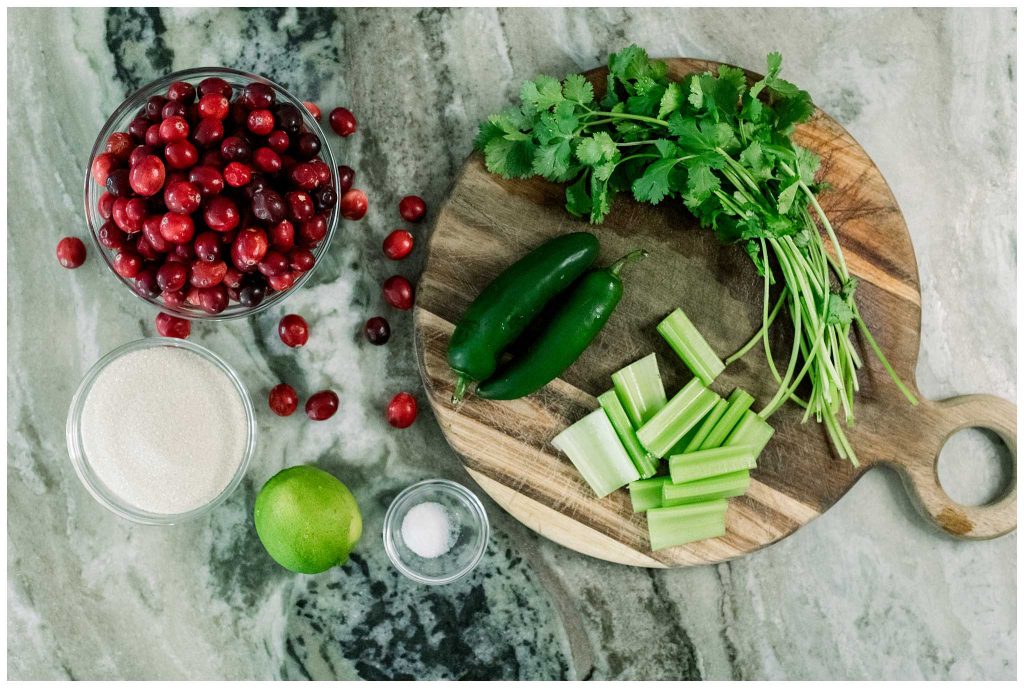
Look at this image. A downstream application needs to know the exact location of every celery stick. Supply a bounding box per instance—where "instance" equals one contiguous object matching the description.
[647,500,728,550]
[552,409,640,498]
[700,389,755,450]
[681,397,729,452]
[662,470,750,505]
[668,445,757,484]
[636,379,719,458]
[599,390,658,479]
[611,353,667,427]
[725,410,776,456]
[657,308,725,385]
[628,476,670,512]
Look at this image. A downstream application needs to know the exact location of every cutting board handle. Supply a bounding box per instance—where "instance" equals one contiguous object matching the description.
[887,394,1016,539]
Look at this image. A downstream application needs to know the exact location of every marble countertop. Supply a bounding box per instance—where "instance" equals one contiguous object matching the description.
[7,7,1016,680]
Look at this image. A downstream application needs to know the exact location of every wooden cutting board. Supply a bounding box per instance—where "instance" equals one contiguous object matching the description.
[413,58,1017,567]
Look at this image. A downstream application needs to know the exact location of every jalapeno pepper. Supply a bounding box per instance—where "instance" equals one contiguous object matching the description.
[447,232,600,402]
[476,249,647,400]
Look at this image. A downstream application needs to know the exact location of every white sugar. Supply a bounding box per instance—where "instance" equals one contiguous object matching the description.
[80,346,248,515]
[401,501,458,559]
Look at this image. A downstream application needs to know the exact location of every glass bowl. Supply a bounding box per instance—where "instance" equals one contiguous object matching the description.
[66,337,257,524]
[383,479,490,585]
[83,67,340,320]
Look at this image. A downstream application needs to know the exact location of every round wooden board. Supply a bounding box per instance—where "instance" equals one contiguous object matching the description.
[413,59,1017,567]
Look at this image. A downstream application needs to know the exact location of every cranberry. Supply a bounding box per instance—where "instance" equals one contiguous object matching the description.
[383,230,414,260]
[204,196,240,232]
[223,161,252,187]
[159,212,195,244]
[364,316,390,345]
[129,145,152,168]
[126,119,148,144]
[252,189,287,223]
[268,383,299,416]
[267,130,290,153]
[219,136,250,162]
[145,95,168,120]
[162,289,187,307]
[163,180,201,214]
[97,222,128,251]
[238,81,273,108]
[267,271,297,291]
[192,117,225,147]
[256,250,288,276]
[303,101,322,120]
[339,189,368,220]
[112,197,145,233]
[277,314,309,347]
[135,234,160,261]
[292,132,321,161]
[158,116,189,142]
[156,261,188,291]
[142,215,171,252]
[106,168,132,197]
[386,392,418,428]
[287,191,315,221]
[175,241,196,260]
[194,231,222,262]
[309,160,331,185]
[231,228,268,271]
[289,248,316,272]
[155,312,191,339]
[56,237,87,269]
[336,165,355,193]
[290,163,319,190]
[299,215,328,245]
[273,103,302,135]
[166,81,196,103]
[247,109,275,136]
[196,285,228,313]
[198,77,232,98]
[382,275,414,310]
[313,186,337,212]
[270,220,296,251]
[329,107,357,137]
[98,192,115,219]
[145,124,161,147]
[127,155,165,196]
[238,281,267,307]
[164,140,198,169]
[188,166,224,197]
[305,390,339,421]
[198,93,230,120]
[398,195,427,223]
[105,132,134,160]
[134,267,162,297]
[113,250,143,279]
[161,100,187,120]
[252,147,282,174]
[190,260,228,288]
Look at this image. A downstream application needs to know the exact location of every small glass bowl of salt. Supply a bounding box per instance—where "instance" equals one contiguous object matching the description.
[383,479,489,585]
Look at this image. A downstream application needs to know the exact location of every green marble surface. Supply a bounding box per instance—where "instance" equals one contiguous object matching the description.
[7,7,1016,680]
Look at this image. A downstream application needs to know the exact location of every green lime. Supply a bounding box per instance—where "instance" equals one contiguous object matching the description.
[253,465,363,574]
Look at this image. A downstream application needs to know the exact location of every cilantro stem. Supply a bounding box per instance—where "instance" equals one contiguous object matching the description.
[725,287,786,365]
[585,111,671,127]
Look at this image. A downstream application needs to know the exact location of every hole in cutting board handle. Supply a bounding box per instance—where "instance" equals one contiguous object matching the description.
[936,428,1014,506]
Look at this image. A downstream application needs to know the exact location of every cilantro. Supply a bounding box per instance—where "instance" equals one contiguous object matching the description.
[826,292,854,326]
[632,158,679,204]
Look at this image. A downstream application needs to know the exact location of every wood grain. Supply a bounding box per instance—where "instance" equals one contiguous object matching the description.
[413,58,1017,567]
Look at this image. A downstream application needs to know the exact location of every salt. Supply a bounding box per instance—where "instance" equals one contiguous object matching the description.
[401,501,458,559]
[79,346,248,514]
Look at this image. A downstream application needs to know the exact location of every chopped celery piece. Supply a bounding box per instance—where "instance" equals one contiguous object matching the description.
[599,390,658,479]
[552,409,640,498]
[636,379,719,458]
[700,389,755,450]
[668,445,757,484]
[682,397,729,452]
[725,410,776,455]
[647,499,728,550]
[611,353,667,428]
[657,308,725,385]
[662,470,750,505]
[628,476,670,512]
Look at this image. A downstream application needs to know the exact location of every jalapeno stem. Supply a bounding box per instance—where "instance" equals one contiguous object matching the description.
[451,374,470,405]
[608,249,649,277]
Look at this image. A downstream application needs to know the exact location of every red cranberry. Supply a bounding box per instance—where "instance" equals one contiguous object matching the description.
[398,195,427,223]
[267,271,297,291]
[273,103,302,135]
[239,82,274,108]
[156,261,188,291]
[303,101,322,120]
[194,231,222,262]
[156,312,191,339]
[196,285,229,314]
[166,80,196,103]
[164,140,198,169]
[201,149,224,167]
[159,212,195,244]
[56,237,87,269]
[175,241,196,260]
[161,100,187,120]
[135,234,160,261]
[270,220,296,251]
[134,267,162,297]
[247,109,275,136]
[340,189,368,220]
[238,281,267,307]
[386,392,418,428]
[290,163,319,190]
[231,228,268,271]
[163,180,201,214]
[252,189,287,224]
[145,124,161,147]
[198,93,230,120]
[268,383,299,416]
[98,222,128,251]
[112,197,145,233]
[292,132,321,161]
[113,250,143,279]
[129,145,152,168]
[382,275,414,310]
[267,130,290,153]
[313,186,337,212]
[221,136,251,161]
[192,117,225,147]
[128,155,165,196]
[256,250,287,277]
[309,160,331,185]
[364,316,390,345]
[204,196,240,232]
[287,191,315,221]
[144,95,168,119]
[198,77,232,98]
[105,168,132,197]
[329,107,357,137]
[98,191,115,219]
[299,215,327,245]
[142,215,172,252]
[278,314,309,347]
[252,147,282,174]
[190,260,228,288]
[105,133,134,160]
[162,289,187,307]
[336,165,355,193]
[188,166,224,197]
[305,390,339,421]
[159,116,189,142]
[383,230,414,260]
[223,161,252,187]
[289,248,316,272]
[128,116,150,141]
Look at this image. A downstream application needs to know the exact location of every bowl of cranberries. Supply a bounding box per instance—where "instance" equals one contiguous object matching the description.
[85,68,340,319]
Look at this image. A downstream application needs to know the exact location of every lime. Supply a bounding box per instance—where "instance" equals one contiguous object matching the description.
[253,465,363,574]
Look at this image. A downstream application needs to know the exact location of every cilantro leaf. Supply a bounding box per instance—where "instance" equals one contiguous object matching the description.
[562,74,594,105]
[776,181,800,214]
[565,173,592,218]
[632,158,679,204]
[684,164,721,209]
[575,132,618,165]
[658,82,685,119]
[483,135,535,179]
[532,140,573,181]
[739,141,773,182]
[794,145,820,185]
[826,293,854,326]
[520,75,564,112]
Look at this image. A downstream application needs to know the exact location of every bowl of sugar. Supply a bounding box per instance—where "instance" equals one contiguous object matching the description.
[66,337,256,524]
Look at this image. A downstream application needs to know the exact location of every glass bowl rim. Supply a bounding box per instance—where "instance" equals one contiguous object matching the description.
[65,336,257,525]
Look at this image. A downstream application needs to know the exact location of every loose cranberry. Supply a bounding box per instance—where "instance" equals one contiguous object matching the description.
[162,289,187,307]
[134,267,162,297]
[387,392,418,428]
[223,161,252,187]
[145,124,161,147]
[196,285,229,314]
[222,265,244,289]
[252,189,287,223]
[313,186,337,212]
[273,103,302,135]
[98,191,115,219]
[198,93,230,120]
[194,231,222,262]
[155,312,191,339]
[128,116,150,140]
[112,197,145,233]
[156,261,188,291]
[128,155,165,196]
[106,168,132,198]
[247,109,275,136]
[231,227,268,271]
[329,107,357,137]
[399,195,427,223]
[238,281,267,307]
[145,95,168,119]
[287,191,315,221]
[289,248,316,272]
[190,259,228,288]
[159,212,195,244]
[56,237,87,269]
[277,314,309,347]
[382,275,414,310]
[252,147,282,174]
[299,215,328,245]
[158,116,189,142]
[113,250,143,279]
[164,140,198,169]
[105,132,134,161]
[267,130,290,153]
[303,101,322,121]
[97,221,128,251]
[383,230,414,260]
[290,163,319,190]
[135,234,160,261]
[340,189,368,220]
[267,271,297,291]
[166,81,196,103]
[268,383,299,416]
[305,390,339,421]
[336,165,355,193]
[364,316,390,345]
[189,166,224,197]
[270,220,296,251]
[129,145,152,168]
[161,100,187,120]
[142,215,172,252]
[192,117,225,147]
[163,180,201,214]
[204,196,240,232]
[292,132,321,161]
[258,250,289,276]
